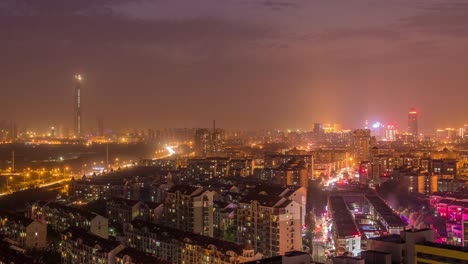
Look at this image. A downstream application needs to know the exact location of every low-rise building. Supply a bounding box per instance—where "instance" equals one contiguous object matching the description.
[0,211,47,250]
[60,227,124,264]
[360,250,392,264]
[125,220,259,264]
[328,196,361,256]
[332,255,365,264]
[106,197,142,224]
[243,251,310,264]
[69,176,140,201]
[367,228,434,264]
[415,241,468,264]
[115,247,169,264]
[0,238,34,264]
[463,209,468,247]
[139,202,164,224]
[28,201,108,239]
[365,195,407,235]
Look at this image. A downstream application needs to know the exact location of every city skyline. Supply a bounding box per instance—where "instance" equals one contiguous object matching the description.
[1,103,467,135]
[1,2,468,263]
[1,1,468,130]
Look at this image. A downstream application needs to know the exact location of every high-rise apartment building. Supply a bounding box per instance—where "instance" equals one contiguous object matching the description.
[212,128,226,153]
[352,129,371,162]
[236,188,303,257]
[385,124,396,141]
[193,122,226,156]
[313,123,324,134]
[163,185,215,237]
[194,128,211,156]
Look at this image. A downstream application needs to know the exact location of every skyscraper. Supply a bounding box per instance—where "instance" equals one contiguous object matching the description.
[74,74,83,138]
[211,120,225,154]
[313,123,324,134]
[408,108,418,136]
[194,128,211,156]
[194,121,226,157]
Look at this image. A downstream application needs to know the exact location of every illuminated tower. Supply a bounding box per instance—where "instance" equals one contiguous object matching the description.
[408,108,418,136]
[74,74,83,138]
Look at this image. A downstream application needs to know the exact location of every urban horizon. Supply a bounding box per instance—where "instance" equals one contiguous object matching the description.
[1,1,467,264]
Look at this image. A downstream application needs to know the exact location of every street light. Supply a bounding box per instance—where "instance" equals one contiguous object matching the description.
[24,173,30,184]
[6,176,13,190]
[82,164,88,176]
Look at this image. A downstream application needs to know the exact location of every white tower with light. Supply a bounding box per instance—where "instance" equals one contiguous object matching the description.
[74,74,83,138]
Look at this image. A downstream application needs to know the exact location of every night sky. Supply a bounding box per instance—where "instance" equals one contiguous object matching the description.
[1,0,467,131]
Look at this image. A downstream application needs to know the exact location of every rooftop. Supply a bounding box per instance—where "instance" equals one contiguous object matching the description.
[365,195,407,227]
[64,227,121,253]
[130,220,245,255]
[240,185,300,208]
[116,247,170,263]
[361,250,392,256]
[106,197,140,207]
[449,200,468,208]
[0,211,34,227]
[370,234,405,244]
[243,251,310,264]
[328,196,360,238]
[45,202,98,220]
[0,237,34,264]
[167,185,203,196]
[418,241,468,253]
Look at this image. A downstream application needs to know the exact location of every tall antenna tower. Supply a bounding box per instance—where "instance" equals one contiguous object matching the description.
[74,74,83,138]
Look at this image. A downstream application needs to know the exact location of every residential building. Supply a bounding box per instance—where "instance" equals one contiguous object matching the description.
[328,196,361,256]
[367,228,434,264]
[139,202,164,224]
[27,201,108,238]
[115,247,169,264]
[273,159,309,188]
[163,185,215,237]
[194,128,211,156]
[124,220,259,264]
[0,212,47,250]
[236,188,303,256]
[106,197,142,224]
[244,251,310,264]
[352,129,371,162]
[60,227,124,264]
[415,241,468,264]
[0,238,34,264]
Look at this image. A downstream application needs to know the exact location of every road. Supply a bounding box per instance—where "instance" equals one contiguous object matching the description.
[0,177,71,197]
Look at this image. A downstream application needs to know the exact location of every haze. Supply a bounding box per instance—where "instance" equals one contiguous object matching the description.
[1,0,467,131]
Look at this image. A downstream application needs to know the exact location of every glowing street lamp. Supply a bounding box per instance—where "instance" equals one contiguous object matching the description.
[6,176,13,190]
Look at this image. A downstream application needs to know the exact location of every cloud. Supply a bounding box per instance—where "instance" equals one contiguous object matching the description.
[0,7,276,66]
[0,0,119,16]
[400,1,468,37]
[317,28,406,42]
[256,0,302,11]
